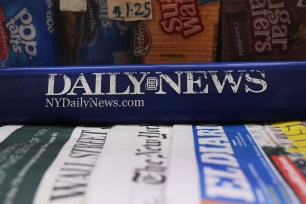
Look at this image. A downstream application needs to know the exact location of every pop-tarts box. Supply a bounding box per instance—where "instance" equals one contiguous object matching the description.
[0,0,60,66]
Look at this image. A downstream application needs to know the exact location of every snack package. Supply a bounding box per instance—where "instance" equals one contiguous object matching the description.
[59,0,132,65]
[131,0,220,64]
[221,0,306,61]
[0,0,60,66]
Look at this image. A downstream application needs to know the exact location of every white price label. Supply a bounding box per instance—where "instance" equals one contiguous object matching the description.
[107,0,152,21]
[60,0,87,12]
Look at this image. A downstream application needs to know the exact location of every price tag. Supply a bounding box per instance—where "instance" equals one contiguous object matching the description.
[107,0,152,21]
[60,0,87,12]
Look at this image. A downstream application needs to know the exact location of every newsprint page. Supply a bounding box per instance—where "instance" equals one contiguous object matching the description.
[0,122,305,204]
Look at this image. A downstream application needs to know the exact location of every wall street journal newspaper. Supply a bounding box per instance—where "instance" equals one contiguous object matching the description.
[0,122,305,204]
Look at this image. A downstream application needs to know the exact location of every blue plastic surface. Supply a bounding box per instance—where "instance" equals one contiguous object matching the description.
[0,61,306,124]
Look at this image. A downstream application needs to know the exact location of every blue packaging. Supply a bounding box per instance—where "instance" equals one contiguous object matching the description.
[0,0,60,66]
[59,0,131,65]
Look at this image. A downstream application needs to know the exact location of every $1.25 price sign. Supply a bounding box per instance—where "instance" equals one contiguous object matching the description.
[107,0,152,21]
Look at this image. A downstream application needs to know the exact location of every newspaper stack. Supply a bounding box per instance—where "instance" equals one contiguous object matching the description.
[0,122,305,204]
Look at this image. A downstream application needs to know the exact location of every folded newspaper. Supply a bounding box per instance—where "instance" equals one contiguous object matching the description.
[0,122,305,204]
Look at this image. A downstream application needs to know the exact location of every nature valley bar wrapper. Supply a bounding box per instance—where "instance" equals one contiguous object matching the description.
[132,0,220,64]
[221,0,306,61]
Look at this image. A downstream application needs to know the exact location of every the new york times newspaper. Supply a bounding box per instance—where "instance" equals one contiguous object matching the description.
[0,123,305,204]
[86,125,172,204]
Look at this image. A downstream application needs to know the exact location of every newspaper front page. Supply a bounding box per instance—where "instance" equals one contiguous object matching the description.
[86,125,172,204]
[0,122,305,204]
[166,123,305,204]
[0,125,111,204]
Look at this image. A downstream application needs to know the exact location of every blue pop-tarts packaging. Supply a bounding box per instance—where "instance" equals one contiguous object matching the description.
[0,0,60,67]
[59,0,131,65]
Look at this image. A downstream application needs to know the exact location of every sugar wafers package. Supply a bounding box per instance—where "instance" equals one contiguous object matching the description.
[221,0,306,61]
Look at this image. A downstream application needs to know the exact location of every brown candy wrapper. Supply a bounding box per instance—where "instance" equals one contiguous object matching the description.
[132,0,220,64]
[221,0,306,61]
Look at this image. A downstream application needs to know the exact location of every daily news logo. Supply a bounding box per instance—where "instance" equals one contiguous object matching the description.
[46,70,267,96]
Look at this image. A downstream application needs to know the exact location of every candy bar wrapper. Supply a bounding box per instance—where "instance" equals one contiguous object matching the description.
[165,124,304,204]
[59,0,132,65]
[0,0,61,66]
[86,125,172,204]
[221,0,306,61]
[131,0,220,64]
